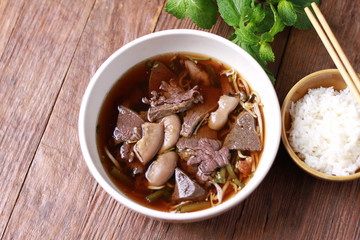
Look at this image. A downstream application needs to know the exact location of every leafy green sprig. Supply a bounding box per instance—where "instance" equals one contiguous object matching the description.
[165,0,319,84]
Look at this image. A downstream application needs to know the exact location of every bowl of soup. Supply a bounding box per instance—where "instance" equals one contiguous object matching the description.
[79,29,281,222]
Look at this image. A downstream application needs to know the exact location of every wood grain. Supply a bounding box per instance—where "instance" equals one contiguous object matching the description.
[1,0,166,239]
[0,0,359,239]
[0,0,25,57]
[0,0,96,237]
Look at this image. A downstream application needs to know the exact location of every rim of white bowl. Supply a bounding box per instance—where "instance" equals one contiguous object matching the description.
[78,29,281,222]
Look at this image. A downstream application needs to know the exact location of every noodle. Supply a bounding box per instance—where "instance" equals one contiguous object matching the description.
[253,101,264,144]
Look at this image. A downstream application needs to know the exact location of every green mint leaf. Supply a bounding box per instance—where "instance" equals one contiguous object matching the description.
[259,42,275,62]
[233,0,252,13]
[269,4,285,36]
[165,0,316,85]
[187,0,218,29]
[266,70,276,85]
[235,25,260,45]
[217,0,241,27]
[261,32,274,43]
[289,0,319,6]
[293,5,313,30]
[241,6,253,22]
[278,0,297,26]
[165,0,187,19]
[251,3,266,23]
[236,41,276,84]
[239,43,266,67]
[246,22,256,32]
[229,32,237,42]
[265,0,281,3]
[254,6,274,34]
[217,0,253,26]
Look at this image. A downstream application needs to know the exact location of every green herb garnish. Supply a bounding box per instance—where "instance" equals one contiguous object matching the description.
[145,186,172,203]
[214,167,227,184]
[184,54,211,62]
[164,147,176,153]
[165,0,319,84]
[226,164,245,188]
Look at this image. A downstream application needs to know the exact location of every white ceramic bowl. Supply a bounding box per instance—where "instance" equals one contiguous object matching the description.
[79,29,281,222]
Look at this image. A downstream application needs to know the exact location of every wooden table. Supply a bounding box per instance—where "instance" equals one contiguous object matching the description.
[1,0,359,239]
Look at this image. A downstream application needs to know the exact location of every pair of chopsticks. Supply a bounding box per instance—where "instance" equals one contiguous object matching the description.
[304,2,360,105]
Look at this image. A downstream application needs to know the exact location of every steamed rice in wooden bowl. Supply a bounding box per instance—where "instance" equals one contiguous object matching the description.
[281,69,360,181]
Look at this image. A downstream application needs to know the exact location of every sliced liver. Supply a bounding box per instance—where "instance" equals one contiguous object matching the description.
[148,61,178,93]
[172,168,206,203]
[224,111,262,151]
[113,106,144,144]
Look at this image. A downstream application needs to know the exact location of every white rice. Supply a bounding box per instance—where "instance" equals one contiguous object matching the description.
[288,87,360,176]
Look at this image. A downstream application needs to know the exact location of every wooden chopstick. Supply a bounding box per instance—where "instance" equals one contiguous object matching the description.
[304,2,360,105]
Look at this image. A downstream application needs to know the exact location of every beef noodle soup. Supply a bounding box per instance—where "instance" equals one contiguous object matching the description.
[96,53,264,213]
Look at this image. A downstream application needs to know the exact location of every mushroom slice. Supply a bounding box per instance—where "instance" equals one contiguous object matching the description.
[134,122,164,165]
[159,114,181,153]
[145,151,178,187]
[208,95,239,130]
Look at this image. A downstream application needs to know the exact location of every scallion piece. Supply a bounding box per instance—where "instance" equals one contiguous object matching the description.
[214,167,226,184]
[110,167,133,187]
[145,186,171,203]
[179,201,212,213]
[232,178,245,188]
[226,164,244,188]
[184,55,211,62]
[163,147,176,153]
[247,93,255,102]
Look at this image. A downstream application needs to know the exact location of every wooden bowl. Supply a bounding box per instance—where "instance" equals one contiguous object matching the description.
[281,69,360,181]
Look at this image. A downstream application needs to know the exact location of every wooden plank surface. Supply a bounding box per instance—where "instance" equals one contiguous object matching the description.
[0,0,96,237]
[0,0,24,57]
[0,0,359,239]
[1,0,165,239]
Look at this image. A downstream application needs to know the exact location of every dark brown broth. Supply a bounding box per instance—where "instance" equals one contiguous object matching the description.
[96,53,262,212]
